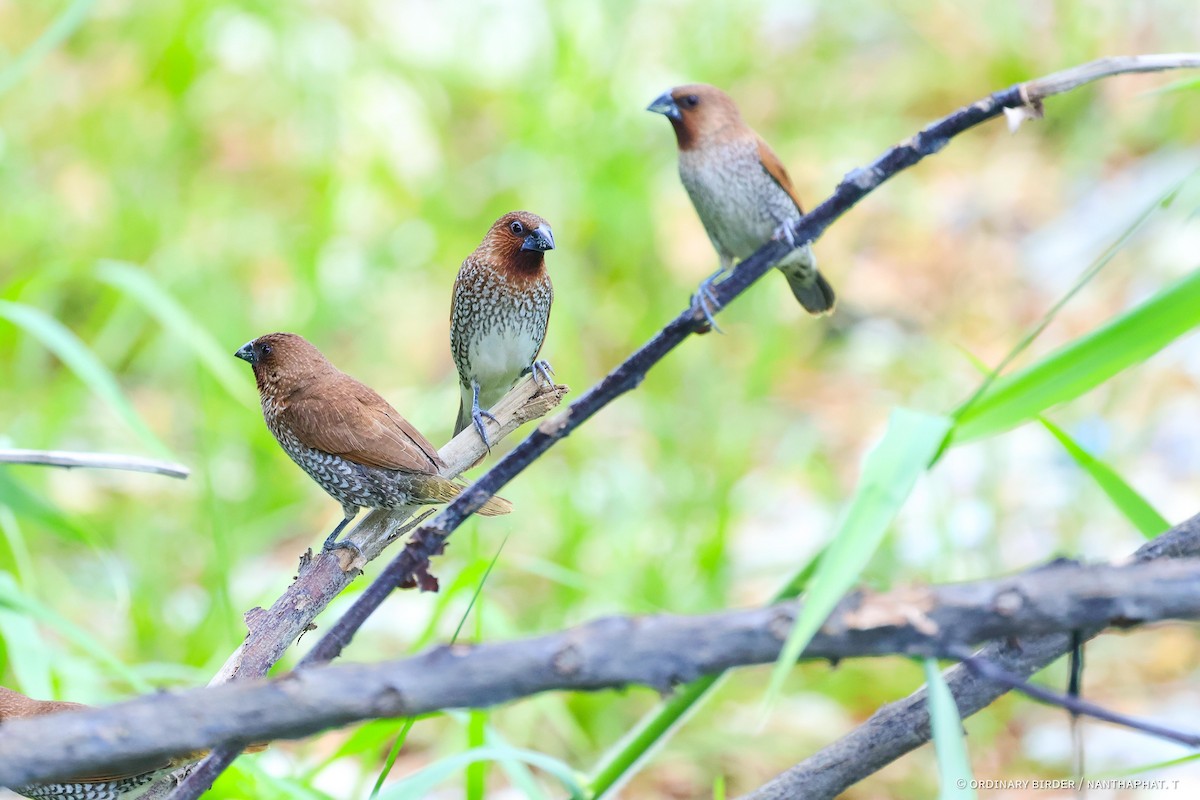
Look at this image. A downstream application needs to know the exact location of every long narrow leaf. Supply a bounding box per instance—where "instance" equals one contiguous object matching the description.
[952,268,1200,444]
[1039,417,1169,538]
[0,300,171,457]
[586,552,827,798]
[0,574,53,699]
[766,408,952,700]
[97,260,249,403]
[953,176,1182,423]
[0,0,96,95]
[374,746,584,800]
[0,578,150,692]
[924,658,976,800]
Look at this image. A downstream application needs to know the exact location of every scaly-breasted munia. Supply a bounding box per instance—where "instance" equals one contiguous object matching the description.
[450,211,555,447]
[648,84,835,325]
[236,332,511,552]
[0,686,265,800]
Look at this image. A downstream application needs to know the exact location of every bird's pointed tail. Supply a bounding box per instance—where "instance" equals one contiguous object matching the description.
[786,269,836,315]
[419,474,513,516]
[780,244,835,315]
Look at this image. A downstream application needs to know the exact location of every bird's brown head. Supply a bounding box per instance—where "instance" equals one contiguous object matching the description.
[235,332,334,399]
[476,211,555,275]
[647,83,745,151]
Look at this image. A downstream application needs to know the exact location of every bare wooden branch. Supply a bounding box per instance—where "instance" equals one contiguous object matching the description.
[1020,53,1200,101]
[0,449,190,479]
[3,557,1200,790]
[168,51,1200,799]
[740,512,1200,800]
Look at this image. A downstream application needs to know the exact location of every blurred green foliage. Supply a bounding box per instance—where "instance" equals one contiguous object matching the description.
[2,1,1199,797]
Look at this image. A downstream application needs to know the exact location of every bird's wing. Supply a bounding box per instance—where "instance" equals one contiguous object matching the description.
[756,134,805,214]
[283,381,445,473]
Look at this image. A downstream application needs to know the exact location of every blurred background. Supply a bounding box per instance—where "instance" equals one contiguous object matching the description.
[2,0,1199,797]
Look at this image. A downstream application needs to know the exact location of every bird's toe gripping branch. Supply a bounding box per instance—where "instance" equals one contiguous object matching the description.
[469,381,501,450]
[771,219,798,249]
[690,267,728,334]
[526,359,556,392]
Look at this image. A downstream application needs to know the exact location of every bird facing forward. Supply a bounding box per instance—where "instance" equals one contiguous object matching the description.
[647,83,835,324]
[450,211,555,448]
[0,686,265,800]
[236,332,511,553]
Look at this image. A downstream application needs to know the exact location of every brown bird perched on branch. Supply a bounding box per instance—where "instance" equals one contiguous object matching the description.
[0,686,265,800]
[450,211,555,448]
[647,83,835,328]
[236,332,511,553]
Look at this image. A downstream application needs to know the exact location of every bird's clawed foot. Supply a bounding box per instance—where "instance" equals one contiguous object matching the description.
[321,517,364,569]
[690,267,726,333]
[472,404,500,450]
[470,381,500,450]
[523,359,556,392]
[323,537,364,562]
[772,220,798,249]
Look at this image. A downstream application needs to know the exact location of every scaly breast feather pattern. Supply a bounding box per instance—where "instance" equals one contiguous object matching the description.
[451,261,551,410]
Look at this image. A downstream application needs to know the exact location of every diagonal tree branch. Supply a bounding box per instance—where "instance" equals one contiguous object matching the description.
[740,512,1200,800]
[4,556,1200,789]
[167,52,1200,799]
[0,449,190,479]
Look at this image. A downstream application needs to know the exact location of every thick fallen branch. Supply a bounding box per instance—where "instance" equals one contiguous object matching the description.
[169,52,1200,798]
[740,512,1200,800]
[0,449,190,479]
[3,556,1200,789]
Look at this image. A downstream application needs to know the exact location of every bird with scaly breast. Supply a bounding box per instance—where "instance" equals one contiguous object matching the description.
[450,211,555,448]
[236,332,511,554]
[0,686,265,800]
[647,83,835,327]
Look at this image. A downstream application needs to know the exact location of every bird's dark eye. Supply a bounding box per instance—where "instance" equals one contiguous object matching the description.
[259,343,273,357]
[509,220,524,235]
[684,94,700,108]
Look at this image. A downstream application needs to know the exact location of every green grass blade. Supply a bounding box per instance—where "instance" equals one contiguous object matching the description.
[587,673,726,798]
[924,659,976,800]
[368,718,417,799]
[0,507,37,594]
[97,260,249,403]
[951,268,1200,444]
[765,408,952,701]
[374,746,585,800]
[0,574,53,699]
[0,467,93,545]
[1039,417,1169,538]
[952,177,1181,424]
[0,0,96,96]
[0,300,171,457]
[1086,752,1200,780]
[0,576,150,692]
[586,552,826,798]
[370,533,510,797]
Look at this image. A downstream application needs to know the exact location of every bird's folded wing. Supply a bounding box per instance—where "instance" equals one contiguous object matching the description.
[282,384,445,473]
[756,135,805,214]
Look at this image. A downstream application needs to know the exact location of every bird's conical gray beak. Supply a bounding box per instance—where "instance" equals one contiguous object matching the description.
[235,341,256,364]
[522,225,555,252]
[647,91,681,121]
